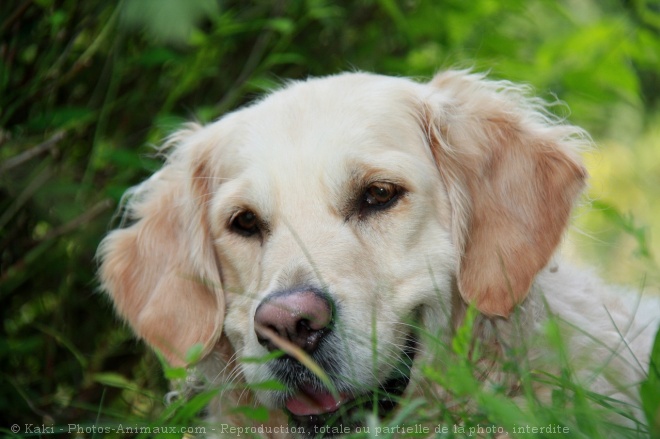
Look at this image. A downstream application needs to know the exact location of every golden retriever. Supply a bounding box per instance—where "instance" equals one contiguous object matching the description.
[98,70,659,437]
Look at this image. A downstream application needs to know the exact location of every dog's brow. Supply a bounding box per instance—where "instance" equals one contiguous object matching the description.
[336,166,373,219]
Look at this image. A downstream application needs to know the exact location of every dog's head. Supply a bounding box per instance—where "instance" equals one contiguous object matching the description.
[98,71,587,432]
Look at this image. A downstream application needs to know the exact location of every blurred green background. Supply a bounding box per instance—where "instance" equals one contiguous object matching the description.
[1,0,659,433]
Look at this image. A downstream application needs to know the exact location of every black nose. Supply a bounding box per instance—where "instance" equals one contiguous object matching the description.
[254,289,333,353]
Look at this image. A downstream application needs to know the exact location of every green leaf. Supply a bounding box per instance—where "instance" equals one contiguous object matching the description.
[101,148,145,170]
[230,405,270,422]
[28,106,95,130]
[163,366,187,380]
[185,343,204,363]
[267,18,294,35]
[244,380,287,392]
[241,350,286,364]
[92,373,138,391]
[120,0,219,44]
[641,328,660,438]
[592,200,654,261]
[134,48,181,67]
[452,304,477,358]
[171,389,219,422]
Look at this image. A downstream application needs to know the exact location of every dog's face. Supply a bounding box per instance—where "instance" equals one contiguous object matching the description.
[215,75,456,426]
[98,71,586,432]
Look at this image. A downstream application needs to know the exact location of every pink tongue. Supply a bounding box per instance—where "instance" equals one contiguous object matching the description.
[285,387,345,416]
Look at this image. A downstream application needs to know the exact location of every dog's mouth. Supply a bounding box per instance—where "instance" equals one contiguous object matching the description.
[282,334,417,437]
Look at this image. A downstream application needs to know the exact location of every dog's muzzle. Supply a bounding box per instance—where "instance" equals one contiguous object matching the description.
[253,288,417,437]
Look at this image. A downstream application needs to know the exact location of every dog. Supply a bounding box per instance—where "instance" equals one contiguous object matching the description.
[98,70,659,437]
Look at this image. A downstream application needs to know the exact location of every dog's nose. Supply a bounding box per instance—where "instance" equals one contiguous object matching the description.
[254,289,333,353]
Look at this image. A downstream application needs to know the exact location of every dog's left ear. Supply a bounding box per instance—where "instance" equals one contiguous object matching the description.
[422,71,588,317]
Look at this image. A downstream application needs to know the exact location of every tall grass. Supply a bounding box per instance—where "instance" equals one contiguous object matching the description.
[42,302,657,439]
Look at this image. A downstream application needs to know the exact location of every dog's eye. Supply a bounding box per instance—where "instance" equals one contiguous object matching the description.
[230,210,260,237]
[361,182,400,214]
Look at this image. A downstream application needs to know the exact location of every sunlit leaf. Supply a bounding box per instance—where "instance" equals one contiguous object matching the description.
[120,0,219,44]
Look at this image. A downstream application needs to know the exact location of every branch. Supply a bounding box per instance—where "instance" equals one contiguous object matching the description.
[41,198,114,243]
[0,130,66,173]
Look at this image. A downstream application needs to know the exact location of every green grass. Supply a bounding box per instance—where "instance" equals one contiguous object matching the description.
[18,303,654,439]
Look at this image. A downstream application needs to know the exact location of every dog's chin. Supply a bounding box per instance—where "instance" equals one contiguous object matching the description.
[285,371,411,438]
[280,335,417,438]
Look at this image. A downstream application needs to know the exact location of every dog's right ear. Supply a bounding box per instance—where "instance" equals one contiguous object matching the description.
[98,124,224,367]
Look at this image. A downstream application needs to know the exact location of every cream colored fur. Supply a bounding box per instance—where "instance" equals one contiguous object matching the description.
[98,70,659,437]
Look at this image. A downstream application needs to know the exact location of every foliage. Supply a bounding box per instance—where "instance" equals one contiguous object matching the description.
[1,0,659,437]
[642,329,660,438]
